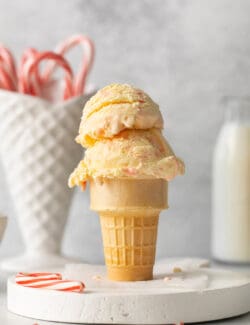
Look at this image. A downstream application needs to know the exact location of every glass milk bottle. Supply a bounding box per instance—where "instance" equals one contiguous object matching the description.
[212,97,250,263]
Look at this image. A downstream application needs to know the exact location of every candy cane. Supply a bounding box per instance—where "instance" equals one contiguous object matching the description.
[15,272,85,293]
[19,48,40,95]
[0,35,94,99]
[19,48,39,72]
[0,46,16,77]
[0,65,15,91]
[16,272,62,284]
[20,51,74,100]
[0,64,17,91]
[23,279,85,292]
[0,45,17,90]
[43,34,95,96]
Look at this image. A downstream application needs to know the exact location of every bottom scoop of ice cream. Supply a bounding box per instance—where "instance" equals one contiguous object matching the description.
[69,129,184,189]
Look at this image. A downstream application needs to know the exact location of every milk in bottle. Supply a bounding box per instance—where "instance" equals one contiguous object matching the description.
[212,97,250,262]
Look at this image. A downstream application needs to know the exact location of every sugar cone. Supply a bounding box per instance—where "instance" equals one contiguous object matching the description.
[90,178,168,281]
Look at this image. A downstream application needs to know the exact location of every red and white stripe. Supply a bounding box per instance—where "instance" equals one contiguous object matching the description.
[0,65,15,91]
[0,34,94,100]
[43,34,95,96]
[0,45,17,91]
[18,48,41,96]
[15,272,85,293]
[19,51,74,100]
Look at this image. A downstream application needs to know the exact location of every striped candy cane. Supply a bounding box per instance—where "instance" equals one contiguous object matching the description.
[19,48,41,96]
[0,65,15,91]
[0,46,17,91]
[20,51,74,100]
[0,35,94,100]
[16,272,85,293]
[16,272,62,284]
[18,47,40,96]
[0,46,17,79]
[43,34,95,96]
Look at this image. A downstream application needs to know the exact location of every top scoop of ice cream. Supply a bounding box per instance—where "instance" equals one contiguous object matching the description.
[76,83,164,147]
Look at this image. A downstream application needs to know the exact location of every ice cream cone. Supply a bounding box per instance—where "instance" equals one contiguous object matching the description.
[68,83,185,281]
[90,178,168,281]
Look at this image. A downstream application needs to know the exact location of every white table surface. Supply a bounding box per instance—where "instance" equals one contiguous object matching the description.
[1,264,250,325]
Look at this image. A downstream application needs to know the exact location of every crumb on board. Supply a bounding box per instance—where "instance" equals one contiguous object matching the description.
[199,261,210,268]
[173,267,182,273]
[92,275,102,281]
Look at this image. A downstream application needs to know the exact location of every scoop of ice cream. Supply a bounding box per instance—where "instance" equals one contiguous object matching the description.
[69,129,184,189]
[76,84,164,147]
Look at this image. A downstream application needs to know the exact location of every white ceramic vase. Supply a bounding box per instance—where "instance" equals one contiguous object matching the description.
[0,90,91,271]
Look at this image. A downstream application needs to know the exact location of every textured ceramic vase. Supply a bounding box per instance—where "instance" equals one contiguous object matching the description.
[0,90,91,271]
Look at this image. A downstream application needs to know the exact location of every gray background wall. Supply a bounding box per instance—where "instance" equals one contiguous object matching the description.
[0,0,249,263]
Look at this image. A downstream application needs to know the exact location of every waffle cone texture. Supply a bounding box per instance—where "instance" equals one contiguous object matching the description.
[90,178,168,281]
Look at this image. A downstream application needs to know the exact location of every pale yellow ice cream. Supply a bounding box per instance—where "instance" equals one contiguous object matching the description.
[69,83,184,190]
[76,83,163,147]
[69,129,184,189]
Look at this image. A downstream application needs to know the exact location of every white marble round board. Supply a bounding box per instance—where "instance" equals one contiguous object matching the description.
[7,258,250,324]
